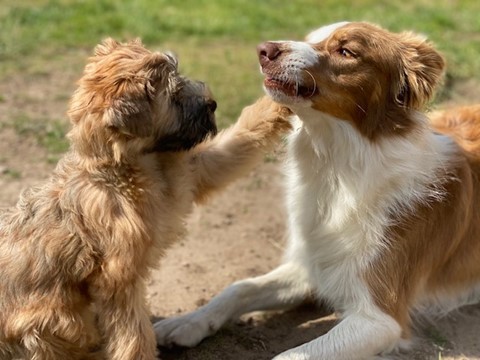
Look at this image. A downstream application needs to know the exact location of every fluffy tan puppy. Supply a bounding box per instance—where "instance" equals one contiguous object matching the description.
[0,38,291,360]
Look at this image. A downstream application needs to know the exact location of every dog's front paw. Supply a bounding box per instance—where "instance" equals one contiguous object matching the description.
[154,311,220,348]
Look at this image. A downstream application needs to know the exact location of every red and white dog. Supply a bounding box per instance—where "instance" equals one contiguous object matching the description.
[155,22,480,359]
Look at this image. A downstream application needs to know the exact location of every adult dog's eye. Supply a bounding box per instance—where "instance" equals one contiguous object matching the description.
[338,48,355,58]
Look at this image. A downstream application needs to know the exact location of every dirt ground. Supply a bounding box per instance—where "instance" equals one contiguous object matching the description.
[1,66,480,360]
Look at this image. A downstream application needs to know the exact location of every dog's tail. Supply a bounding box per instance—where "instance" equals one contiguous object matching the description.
[429,104,480,158]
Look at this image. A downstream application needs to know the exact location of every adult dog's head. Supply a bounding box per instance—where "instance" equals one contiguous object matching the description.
[257,22,445,139]
[68,38,217,161]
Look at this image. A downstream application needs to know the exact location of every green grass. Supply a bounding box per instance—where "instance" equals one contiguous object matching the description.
[1,0,480,130]
[2,0,479,68]
[10,114,69,157]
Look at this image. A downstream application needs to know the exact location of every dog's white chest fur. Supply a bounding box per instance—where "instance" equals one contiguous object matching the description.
[283,110,453,310]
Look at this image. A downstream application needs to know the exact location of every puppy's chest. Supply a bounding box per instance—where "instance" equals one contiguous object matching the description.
[106,166,147,202]
[98,164,193,242]
[138,173,192,230]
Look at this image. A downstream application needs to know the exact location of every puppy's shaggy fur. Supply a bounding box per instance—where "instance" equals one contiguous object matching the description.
[155,23,480,359]
[0,38,291,360]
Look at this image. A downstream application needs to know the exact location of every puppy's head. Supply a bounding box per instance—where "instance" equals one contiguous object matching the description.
[68,38,217,160]
[257,22,445,138]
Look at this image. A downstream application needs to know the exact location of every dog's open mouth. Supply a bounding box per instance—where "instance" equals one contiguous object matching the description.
[264,76,317,98]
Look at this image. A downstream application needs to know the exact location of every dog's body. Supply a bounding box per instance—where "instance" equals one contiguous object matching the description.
[155,22,480,359]
[0,39,291,360]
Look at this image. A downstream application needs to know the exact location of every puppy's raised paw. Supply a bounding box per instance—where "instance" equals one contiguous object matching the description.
[238,96,293,140]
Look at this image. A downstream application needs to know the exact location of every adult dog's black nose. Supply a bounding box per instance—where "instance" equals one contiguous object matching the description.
[257,42,281,66]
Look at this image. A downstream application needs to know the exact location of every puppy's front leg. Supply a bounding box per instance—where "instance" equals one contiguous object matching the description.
[190,96,292,202]
[92,278,157,360]
[273,310,402,360]
[155,262,309,348]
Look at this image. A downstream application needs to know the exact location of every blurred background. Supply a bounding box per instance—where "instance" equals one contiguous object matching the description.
[1,3,480,359]
[1,0,480,139]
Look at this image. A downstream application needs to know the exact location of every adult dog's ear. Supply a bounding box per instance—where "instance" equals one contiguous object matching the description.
[396,33,445,109]
[107,52,176,138]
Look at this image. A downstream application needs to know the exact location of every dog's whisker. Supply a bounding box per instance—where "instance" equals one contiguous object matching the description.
[355,103,367,114]
[304,69,317,97]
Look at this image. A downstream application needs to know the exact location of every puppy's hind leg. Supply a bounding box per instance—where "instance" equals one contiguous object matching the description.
[19,332,98,360]
[92,278,157,360]
[154,261,310,347]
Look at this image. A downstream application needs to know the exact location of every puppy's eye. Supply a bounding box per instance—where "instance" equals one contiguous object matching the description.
[338,48,355,58]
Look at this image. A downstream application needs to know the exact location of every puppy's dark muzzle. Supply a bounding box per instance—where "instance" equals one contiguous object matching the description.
[206,99,217,113]
[153,95,218,152]
[202,99,218,136]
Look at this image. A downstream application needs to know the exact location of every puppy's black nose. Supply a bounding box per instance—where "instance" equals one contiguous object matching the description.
[207,100,217,113]
[257,42,281,66]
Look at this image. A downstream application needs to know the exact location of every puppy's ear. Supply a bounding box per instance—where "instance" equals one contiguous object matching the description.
[141,52,177,94]
[94,38,121,56]
[106,52,175,138]
[108,98,153,138]
[397,33,445,109]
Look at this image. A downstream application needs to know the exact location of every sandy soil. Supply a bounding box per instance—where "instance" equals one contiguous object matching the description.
[1,68,480,360]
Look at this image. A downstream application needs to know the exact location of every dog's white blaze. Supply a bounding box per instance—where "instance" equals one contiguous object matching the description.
[287,41,319,68]
[306,21,350,44]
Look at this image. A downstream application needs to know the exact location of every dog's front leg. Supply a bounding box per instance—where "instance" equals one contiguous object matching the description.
[155,261,309,348]
[92,279,157,360]
[272,310,402,360]
[189,96,292,202]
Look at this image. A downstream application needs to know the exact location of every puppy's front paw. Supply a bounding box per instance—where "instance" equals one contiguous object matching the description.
[238,96,293,140]
[154,311,220,348]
